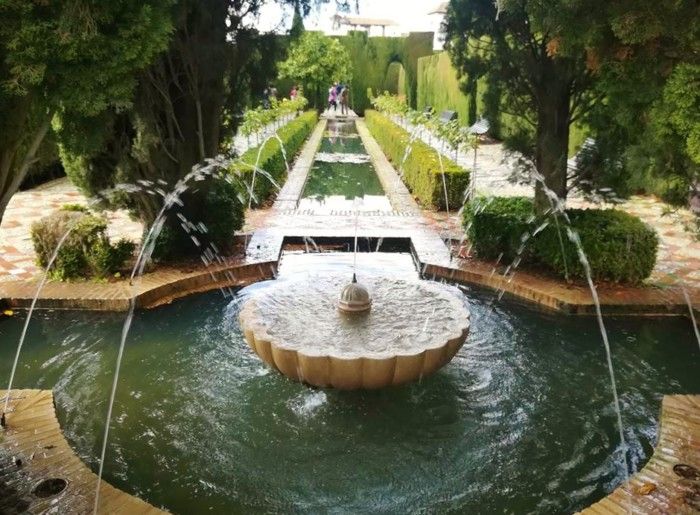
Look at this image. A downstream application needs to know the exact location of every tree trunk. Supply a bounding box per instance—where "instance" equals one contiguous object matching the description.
[467,76,478,126]
[0,115,52,227]
[534,88,570,213]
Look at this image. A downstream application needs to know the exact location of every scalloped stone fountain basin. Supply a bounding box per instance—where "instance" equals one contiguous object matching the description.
[239,276,470,389]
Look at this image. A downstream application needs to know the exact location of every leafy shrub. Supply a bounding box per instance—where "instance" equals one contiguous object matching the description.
[463,197,535,261]
[463,197,659,283]
[365,110,470,209]
[535,208,659,283]
[659,175,691,207]
[152,179,245,262]
[88,238,137,278]
[31,209,135,280]
[231,110,318,205]
[60,203,89,213]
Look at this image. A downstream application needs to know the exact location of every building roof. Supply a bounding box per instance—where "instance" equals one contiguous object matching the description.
[332,14,398,27]
[428,2,448,15]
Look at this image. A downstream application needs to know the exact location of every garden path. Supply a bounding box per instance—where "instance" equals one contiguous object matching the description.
[396,116,700,290]
[0,117,293,283]
[0,179,142,282]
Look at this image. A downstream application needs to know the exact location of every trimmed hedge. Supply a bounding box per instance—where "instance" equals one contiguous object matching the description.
[365,110,470,210]
[337,32,433,114]
[463,196,659,283]
[231,110,318,205]
[31,206,136,280]
[462,197,535,261]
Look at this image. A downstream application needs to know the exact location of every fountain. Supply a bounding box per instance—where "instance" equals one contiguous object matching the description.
[238,272,470,390]
[338,273,372,313]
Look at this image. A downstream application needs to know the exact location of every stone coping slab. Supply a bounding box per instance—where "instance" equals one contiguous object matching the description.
[0,389,166,514]
[1,252,697,317]
[425,259,700,317]
[578,395,700,514]
[1,391,697,513]
[0,261,277,312]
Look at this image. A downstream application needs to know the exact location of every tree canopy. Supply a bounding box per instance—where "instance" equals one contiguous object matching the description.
[445,0,593,211]
[445,0,699,207]
[279,31,353,108]
[0,0,173,225]
[558,0,700,204]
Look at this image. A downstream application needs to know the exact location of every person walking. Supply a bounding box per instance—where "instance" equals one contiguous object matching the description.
[328,82,338,113]
[340,85,349,116]
[290,85,298,100]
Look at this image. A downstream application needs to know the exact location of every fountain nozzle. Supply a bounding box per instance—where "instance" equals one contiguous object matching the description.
[338,274,372,313]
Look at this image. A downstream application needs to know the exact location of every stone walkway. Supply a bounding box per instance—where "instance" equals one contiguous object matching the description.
[391,114,700,291]
[245,117,453,267]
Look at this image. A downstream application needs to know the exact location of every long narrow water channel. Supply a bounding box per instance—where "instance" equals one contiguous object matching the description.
[297,119,392,213]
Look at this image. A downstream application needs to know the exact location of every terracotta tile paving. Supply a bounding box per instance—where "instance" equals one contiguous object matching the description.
[0,178,143,282]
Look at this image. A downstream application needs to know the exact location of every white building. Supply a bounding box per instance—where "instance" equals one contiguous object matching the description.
[428,1,448,50]
[330,15,401,37]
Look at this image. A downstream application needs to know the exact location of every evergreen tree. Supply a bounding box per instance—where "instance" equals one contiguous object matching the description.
[290,1,306,41]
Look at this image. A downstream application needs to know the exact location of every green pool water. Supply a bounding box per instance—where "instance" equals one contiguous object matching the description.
[299,121,392,212]
[319,136,365,154]
[1,252,698,514]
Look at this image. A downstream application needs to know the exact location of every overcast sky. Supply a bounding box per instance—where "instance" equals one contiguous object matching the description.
[254,0,445,35]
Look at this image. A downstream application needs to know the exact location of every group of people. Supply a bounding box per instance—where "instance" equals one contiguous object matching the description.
[262,83,302,108]
[328,82,350,116]
[262,83,278,109]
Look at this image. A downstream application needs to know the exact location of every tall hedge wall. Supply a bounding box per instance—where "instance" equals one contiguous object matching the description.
[417,51,486,126]
[365,110,470,210]
[383,62,406,96]
[416,51,588,155]
[336,31,433,115]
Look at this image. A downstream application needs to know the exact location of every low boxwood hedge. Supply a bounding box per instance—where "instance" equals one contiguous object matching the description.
[365,110,470,210]
[231,110,318,205]
[463,196,659,284]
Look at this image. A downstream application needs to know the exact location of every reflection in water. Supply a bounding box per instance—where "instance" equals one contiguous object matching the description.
[298,120,392,213]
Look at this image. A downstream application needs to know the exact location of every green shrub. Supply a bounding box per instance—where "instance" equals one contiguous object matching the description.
[463,196,659,283]
[365,110,470,209]
[60,203,89,213]
[231,110,318,205]
[88,238,137,278]
[659,175,691,207]
[462,196,534,261]
[535,208,659,283]
[31,210,136,280]
[152,179,245,262]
